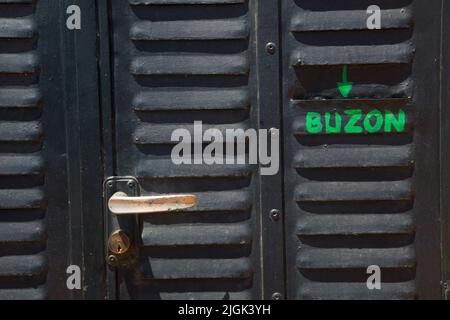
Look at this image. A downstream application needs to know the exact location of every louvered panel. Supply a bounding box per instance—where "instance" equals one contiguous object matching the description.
[0,287,46,300]
[139,258,253,280]
[142,223,252,249]
[295,146,414,169]
[282,0,421,300]
[292,44,414,66]
[133,88,249,111]
[0,155,43,175]
[297,214,414,236]
[110,0,260,299]
[0,189,44,209]
[134,122,250,145]
[0,121,42,142]
[131,54,249,76]
[0,0,34,3]
[159,291,252,300]
[0,0,48,300]
[0,53,38,74]
[130,19,249,41]
[0,255,47,280]
[290,9,413,31]
[0,221,46,244]
[295,181,412,202]
[0,88,41,109]
[297,247,415,270]
[297,213,415,250]
[137,161,252,179]
[298,282,416,300]
[0,17,36,38]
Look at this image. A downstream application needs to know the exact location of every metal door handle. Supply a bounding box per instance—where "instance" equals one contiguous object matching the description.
[108,192,197,215]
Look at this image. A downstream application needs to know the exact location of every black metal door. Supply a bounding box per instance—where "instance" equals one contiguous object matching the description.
[2,0,446,301]
[99,0,284,300]
[281,0,443,299]
[100,0,447,300]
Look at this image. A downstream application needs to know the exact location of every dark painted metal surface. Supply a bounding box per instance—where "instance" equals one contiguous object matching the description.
[105,0,266,300]
[255,0,285,300]
[59,0,105,300]
[0,0,448,300]
[281,0,442,299]
[0,0,102,299]
[441,0,450,302]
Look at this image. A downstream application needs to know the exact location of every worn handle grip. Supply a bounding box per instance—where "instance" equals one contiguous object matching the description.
[108,192,197,215]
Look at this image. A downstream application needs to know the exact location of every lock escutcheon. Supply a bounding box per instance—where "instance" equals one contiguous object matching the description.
[108,230,131,255]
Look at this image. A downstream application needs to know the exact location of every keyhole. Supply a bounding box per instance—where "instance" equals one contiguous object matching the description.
[108,230,131,255]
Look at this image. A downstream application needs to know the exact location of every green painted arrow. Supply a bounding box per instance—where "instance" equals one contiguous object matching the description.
[337,65,353,98]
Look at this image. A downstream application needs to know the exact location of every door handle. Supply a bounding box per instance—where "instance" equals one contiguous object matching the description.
[104,177,198,268]
[108,191,197,215]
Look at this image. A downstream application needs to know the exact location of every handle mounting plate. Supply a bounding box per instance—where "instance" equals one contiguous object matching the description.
[103,177,140,269]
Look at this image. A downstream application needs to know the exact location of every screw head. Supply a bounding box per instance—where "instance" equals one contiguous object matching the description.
[107,255,118,264]
[266,42,277,55]
[270,209,281,221]
[272,292,282,300]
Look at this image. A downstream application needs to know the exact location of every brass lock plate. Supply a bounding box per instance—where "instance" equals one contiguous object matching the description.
[108,230,131,255]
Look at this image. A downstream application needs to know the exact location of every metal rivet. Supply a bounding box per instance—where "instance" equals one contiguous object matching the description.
[107,181,113,188]
[128,181,135,188]
[272,292,282,300]
[266,42,277,55]
[270,209,281,221]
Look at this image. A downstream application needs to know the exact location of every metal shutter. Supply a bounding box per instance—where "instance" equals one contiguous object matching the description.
[0,0,102,299]
[0,0,49,299]
[107,0,262,299]
[281,0,442,299]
